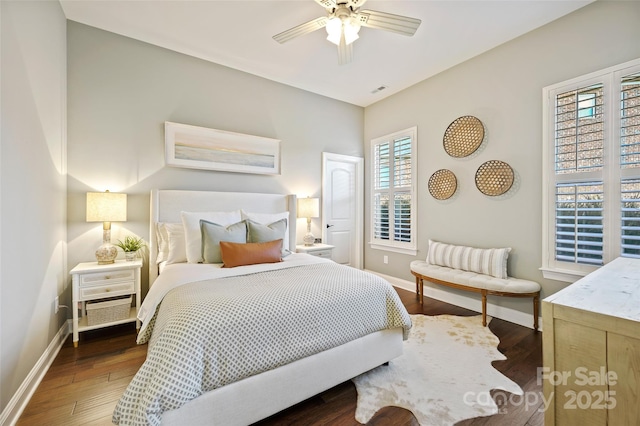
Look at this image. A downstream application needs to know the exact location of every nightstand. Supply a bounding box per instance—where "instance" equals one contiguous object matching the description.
[296,244,335,260]
[70,259,142,347]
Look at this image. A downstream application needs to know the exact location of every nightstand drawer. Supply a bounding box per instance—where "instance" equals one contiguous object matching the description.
[296,244,334,260]
[80,281,135,299]
[310,249,333,258]
[80,269,134,287]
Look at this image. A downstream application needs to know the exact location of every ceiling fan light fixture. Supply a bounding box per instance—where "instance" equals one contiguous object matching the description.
[325,17,342,45]
[274,1,421,65]
[326,16,360,46]
[343,19,361,44]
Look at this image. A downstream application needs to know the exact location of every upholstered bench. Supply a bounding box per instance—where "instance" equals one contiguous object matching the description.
[410,241,541,330]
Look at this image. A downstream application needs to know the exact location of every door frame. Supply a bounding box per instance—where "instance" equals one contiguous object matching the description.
[322,152,364,269]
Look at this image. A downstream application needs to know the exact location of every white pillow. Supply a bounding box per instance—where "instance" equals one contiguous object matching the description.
[165,223,187,264]
[241,210,290,251]
[155,223,170,264]
[181,210,242,263]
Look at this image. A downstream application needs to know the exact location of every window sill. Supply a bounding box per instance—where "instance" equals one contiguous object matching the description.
[369,243,417,256]
[539,267,588,283]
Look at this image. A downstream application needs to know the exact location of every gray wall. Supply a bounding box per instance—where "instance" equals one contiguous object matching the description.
[363,1,640,314]
[0,0,67,414]
[66,22,364,297]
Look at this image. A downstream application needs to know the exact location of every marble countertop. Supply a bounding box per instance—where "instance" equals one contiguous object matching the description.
[543,257,640,323]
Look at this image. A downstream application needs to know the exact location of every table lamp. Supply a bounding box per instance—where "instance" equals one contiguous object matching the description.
[297,197,319,246]
[86,190,127,264]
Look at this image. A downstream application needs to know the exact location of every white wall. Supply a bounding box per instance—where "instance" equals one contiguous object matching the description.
[66,22,364,296]
[0,0,67,418]
[363,1,640,315]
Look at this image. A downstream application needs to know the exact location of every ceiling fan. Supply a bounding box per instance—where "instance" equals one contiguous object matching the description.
[273,0,421,65]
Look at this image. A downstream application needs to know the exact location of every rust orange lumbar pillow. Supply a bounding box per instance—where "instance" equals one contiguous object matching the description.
[219,239,283,268]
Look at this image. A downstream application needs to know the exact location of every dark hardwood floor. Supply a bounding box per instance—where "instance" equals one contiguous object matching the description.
[17,287,542,425]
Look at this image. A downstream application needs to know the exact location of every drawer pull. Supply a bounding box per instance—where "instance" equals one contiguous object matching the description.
[106,288,111,292]
[105,275,111,279]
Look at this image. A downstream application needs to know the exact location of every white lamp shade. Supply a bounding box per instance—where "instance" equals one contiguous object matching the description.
[325,17,342,45]
[343,19,360,45]
[297,197,320,219]
[86,191,127,222]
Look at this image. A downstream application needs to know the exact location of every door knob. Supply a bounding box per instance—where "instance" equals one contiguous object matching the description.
[326,224,334,228]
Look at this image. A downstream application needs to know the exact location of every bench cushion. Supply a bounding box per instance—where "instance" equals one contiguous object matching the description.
[427,240,510,279]
[410,261,541,294]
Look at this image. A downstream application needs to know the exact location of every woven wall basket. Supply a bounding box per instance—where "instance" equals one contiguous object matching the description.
[443,116,485,158]
[428,169,457,200]
[475,160,514,196]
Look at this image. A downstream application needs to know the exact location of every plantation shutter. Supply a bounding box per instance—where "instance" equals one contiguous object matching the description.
[553,84,605,265]
[371,128,416,253]
[393,137,412,242]
[543,59,640,281]
[373,142,390,240]
[620,72,640,258]
[555,84,604,174]
[555,182,604,265]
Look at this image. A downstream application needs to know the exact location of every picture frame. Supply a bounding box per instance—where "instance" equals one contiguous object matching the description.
[164,121,281,175]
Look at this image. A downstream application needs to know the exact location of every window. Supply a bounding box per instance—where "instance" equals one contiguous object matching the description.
[370,127,417,255]
[542,58,640,282]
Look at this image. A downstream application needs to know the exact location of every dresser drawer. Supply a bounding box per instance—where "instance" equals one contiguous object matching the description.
[80,269,134,287]
[80,281,135,299]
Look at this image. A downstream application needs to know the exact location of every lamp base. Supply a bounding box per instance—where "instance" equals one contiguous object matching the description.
[303,232,315,246]
[96,243,118,264]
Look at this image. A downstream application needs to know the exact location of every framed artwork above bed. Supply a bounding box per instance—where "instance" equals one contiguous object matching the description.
[164,121,281,175]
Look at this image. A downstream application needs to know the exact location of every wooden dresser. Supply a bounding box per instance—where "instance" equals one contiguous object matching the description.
[542,257,640,425]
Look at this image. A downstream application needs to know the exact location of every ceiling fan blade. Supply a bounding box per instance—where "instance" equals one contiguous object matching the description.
[315,0,368,10]
[314,0,337,9]
[273,16,328,44]
[337,37,353,65]
[346,0,369,8]
[357,9,421,37]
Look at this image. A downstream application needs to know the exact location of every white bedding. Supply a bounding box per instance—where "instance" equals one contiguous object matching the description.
[137,253,329,337]
[115,256,412,425]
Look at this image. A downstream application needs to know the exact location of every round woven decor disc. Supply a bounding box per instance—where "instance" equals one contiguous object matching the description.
[475,160,514,196]
[443,116,485,158]
[428,169,457,200]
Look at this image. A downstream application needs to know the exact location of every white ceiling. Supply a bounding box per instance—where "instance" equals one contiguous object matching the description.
[59,0,592,107]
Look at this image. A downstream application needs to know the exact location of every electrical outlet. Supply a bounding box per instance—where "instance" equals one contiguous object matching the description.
[383,255,389,264]
[54,296,59,314]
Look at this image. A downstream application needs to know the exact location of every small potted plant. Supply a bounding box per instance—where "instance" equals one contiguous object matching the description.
[115,235,146,261]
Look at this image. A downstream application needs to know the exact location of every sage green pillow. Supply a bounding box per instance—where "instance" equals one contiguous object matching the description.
[246,219,291,257]
[200,220,247,264]
[246,218,285,242]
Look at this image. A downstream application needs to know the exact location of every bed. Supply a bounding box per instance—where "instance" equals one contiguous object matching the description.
[112,189,411,425]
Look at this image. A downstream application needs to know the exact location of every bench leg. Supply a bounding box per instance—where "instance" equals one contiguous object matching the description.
[415,276,420,300]
[481,291,487,327]
[533,294,540,331]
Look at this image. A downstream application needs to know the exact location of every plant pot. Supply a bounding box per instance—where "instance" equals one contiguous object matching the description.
[124,251,138,261]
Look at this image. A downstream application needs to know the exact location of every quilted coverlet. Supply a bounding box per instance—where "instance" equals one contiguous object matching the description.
[112,261,411,425]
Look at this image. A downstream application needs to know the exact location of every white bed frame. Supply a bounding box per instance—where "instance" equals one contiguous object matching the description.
[148,189,404,425]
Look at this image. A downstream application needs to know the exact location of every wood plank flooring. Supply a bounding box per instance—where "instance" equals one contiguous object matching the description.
[17,287,542,425]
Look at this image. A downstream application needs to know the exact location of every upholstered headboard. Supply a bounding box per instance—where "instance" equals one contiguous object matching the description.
[149,189,297,285]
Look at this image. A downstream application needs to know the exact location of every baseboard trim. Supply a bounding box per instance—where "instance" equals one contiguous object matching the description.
[0,319,70,426]
[367,270,542,331]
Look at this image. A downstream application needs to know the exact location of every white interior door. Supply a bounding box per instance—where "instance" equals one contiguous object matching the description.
[322,152,363,268]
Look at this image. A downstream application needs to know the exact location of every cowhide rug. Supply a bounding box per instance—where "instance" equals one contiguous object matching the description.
[352,314,522,425]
